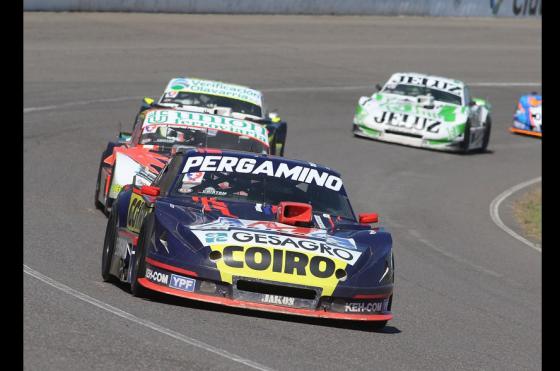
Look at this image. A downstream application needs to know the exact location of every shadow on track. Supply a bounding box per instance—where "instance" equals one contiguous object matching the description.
[352,134,495,155]
[108,278,400,333]
[122,284,402,334]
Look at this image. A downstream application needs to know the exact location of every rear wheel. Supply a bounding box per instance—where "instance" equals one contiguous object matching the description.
[130,214,154,297]
[101,207,118,282]
[461,119,472,153]
[102,162,118,217]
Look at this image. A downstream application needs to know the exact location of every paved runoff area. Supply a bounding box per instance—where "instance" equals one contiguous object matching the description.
[25,13,541,370]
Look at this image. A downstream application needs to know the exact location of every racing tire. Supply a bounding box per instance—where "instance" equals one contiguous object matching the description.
[101,207,119,282]
[130,214,154,298]
[460,119,472,153]
[480,116,492,153]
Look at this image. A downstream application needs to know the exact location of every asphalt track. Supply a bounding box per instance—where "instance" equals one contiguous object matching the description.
[24,13,541,370]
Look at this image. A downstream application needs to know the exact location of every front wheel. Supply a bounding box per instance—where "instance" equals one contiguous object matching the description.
[101,208,118,282]
[480,116,492,152]
[130,214,154,297]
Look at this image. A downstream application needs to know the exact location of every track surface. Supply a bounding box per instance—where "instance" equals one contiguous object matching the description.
[24,13,541,370]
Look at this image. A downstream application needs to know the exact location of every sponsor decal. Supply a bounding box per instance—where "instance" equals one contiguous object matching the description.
[373,111,442,134]
[200,187,227,196]
[110,184,123,197]
[344,299,389,313]
[146,268,169,285]
[190,197,235,217]
[169,274,196,292]
[166,78,262,106]
[194,230,361,265]
[144,110,268,144]
[376,100,442,120]
[529,106,542,127]
[191,217,357,250]
[191,218,359,296]
[492,0,541,16]
[182,156,343,191]
[390,74,463,95]
[218,245,342,279]
[261,294,295,306]
[204,232,228,243]
[127,193,151,233]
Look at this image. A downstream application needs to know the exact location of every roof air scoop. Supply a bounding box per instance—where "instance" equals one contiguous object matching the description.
[213,107,233,117]
[277,202,313,227]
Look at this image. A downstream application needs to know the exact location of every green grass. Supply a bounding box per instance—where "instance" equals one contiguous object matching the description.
[513,188,542,243]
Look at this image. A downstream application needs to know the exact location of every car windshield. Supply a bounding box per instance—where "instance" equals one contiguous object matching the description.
[160,92,262,118]
[383,84,462,105]
[139,125,268,154]
[172,171,355,220]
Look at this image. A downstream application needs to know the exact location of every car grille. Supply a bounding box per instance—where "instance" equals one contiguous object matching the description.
[385,129,423,138]
[236,279,317,300]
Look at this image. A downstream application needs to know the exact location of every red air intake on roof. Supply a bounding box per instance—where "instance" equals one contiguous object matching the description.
[277,202,312,226]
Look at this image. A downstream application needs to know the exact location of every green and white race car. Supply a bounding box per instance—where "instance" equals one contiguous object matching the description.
[352,72,492,153]
[132,77,287,156]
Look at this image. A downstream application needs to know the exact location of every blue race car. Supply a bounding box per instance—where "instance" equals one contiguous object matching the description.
[101,148,394,327]
[511,92,542,137]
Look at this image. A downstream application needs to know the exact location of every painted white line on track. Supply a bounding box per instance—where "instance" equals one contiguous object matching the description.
[23,82,541,113]
[469,82,541,87]
[23,96,143,113]
[489,177,542,252]
[23,264,274,371]
[408,229,503,278]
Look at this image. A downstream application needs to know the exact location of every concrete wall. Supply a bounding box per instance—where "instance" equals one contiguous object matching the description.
[23,0,542,17]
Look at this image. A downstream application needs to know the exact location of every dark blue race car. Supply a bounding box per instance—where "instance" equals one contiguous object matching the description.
[102,148,394,327]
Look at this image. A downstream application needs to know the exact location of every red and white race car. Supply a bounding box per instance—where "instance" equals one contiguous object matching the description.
[94,108,270,215]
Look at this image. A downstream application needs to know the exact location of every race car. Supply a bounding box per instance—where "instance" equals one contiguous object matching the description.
[101,149,394,327]
[94,108,270,215]
[352,72,492,153]
[510,92,542,138]
[133,77,287,156]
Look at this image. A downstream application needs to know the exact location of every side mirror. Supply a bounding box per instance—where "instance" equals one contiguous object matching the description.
[268,111,281,123]
[359,213,378,224]
[277,201,312,226]
[140,185,160,197]
[469,100,477,107]
[143,97,155,106]
[375,84,382,92]
[119,131,132,141]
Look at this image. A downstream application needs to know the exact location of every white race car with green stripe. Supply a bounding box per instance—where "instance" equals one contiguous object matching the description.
[352,73,491,153]
[132,78,287,156]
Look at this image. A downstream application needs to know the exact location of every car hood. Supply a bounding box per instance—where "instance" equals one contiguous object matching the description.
[355,93,469,138]
[151,197,392,296]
